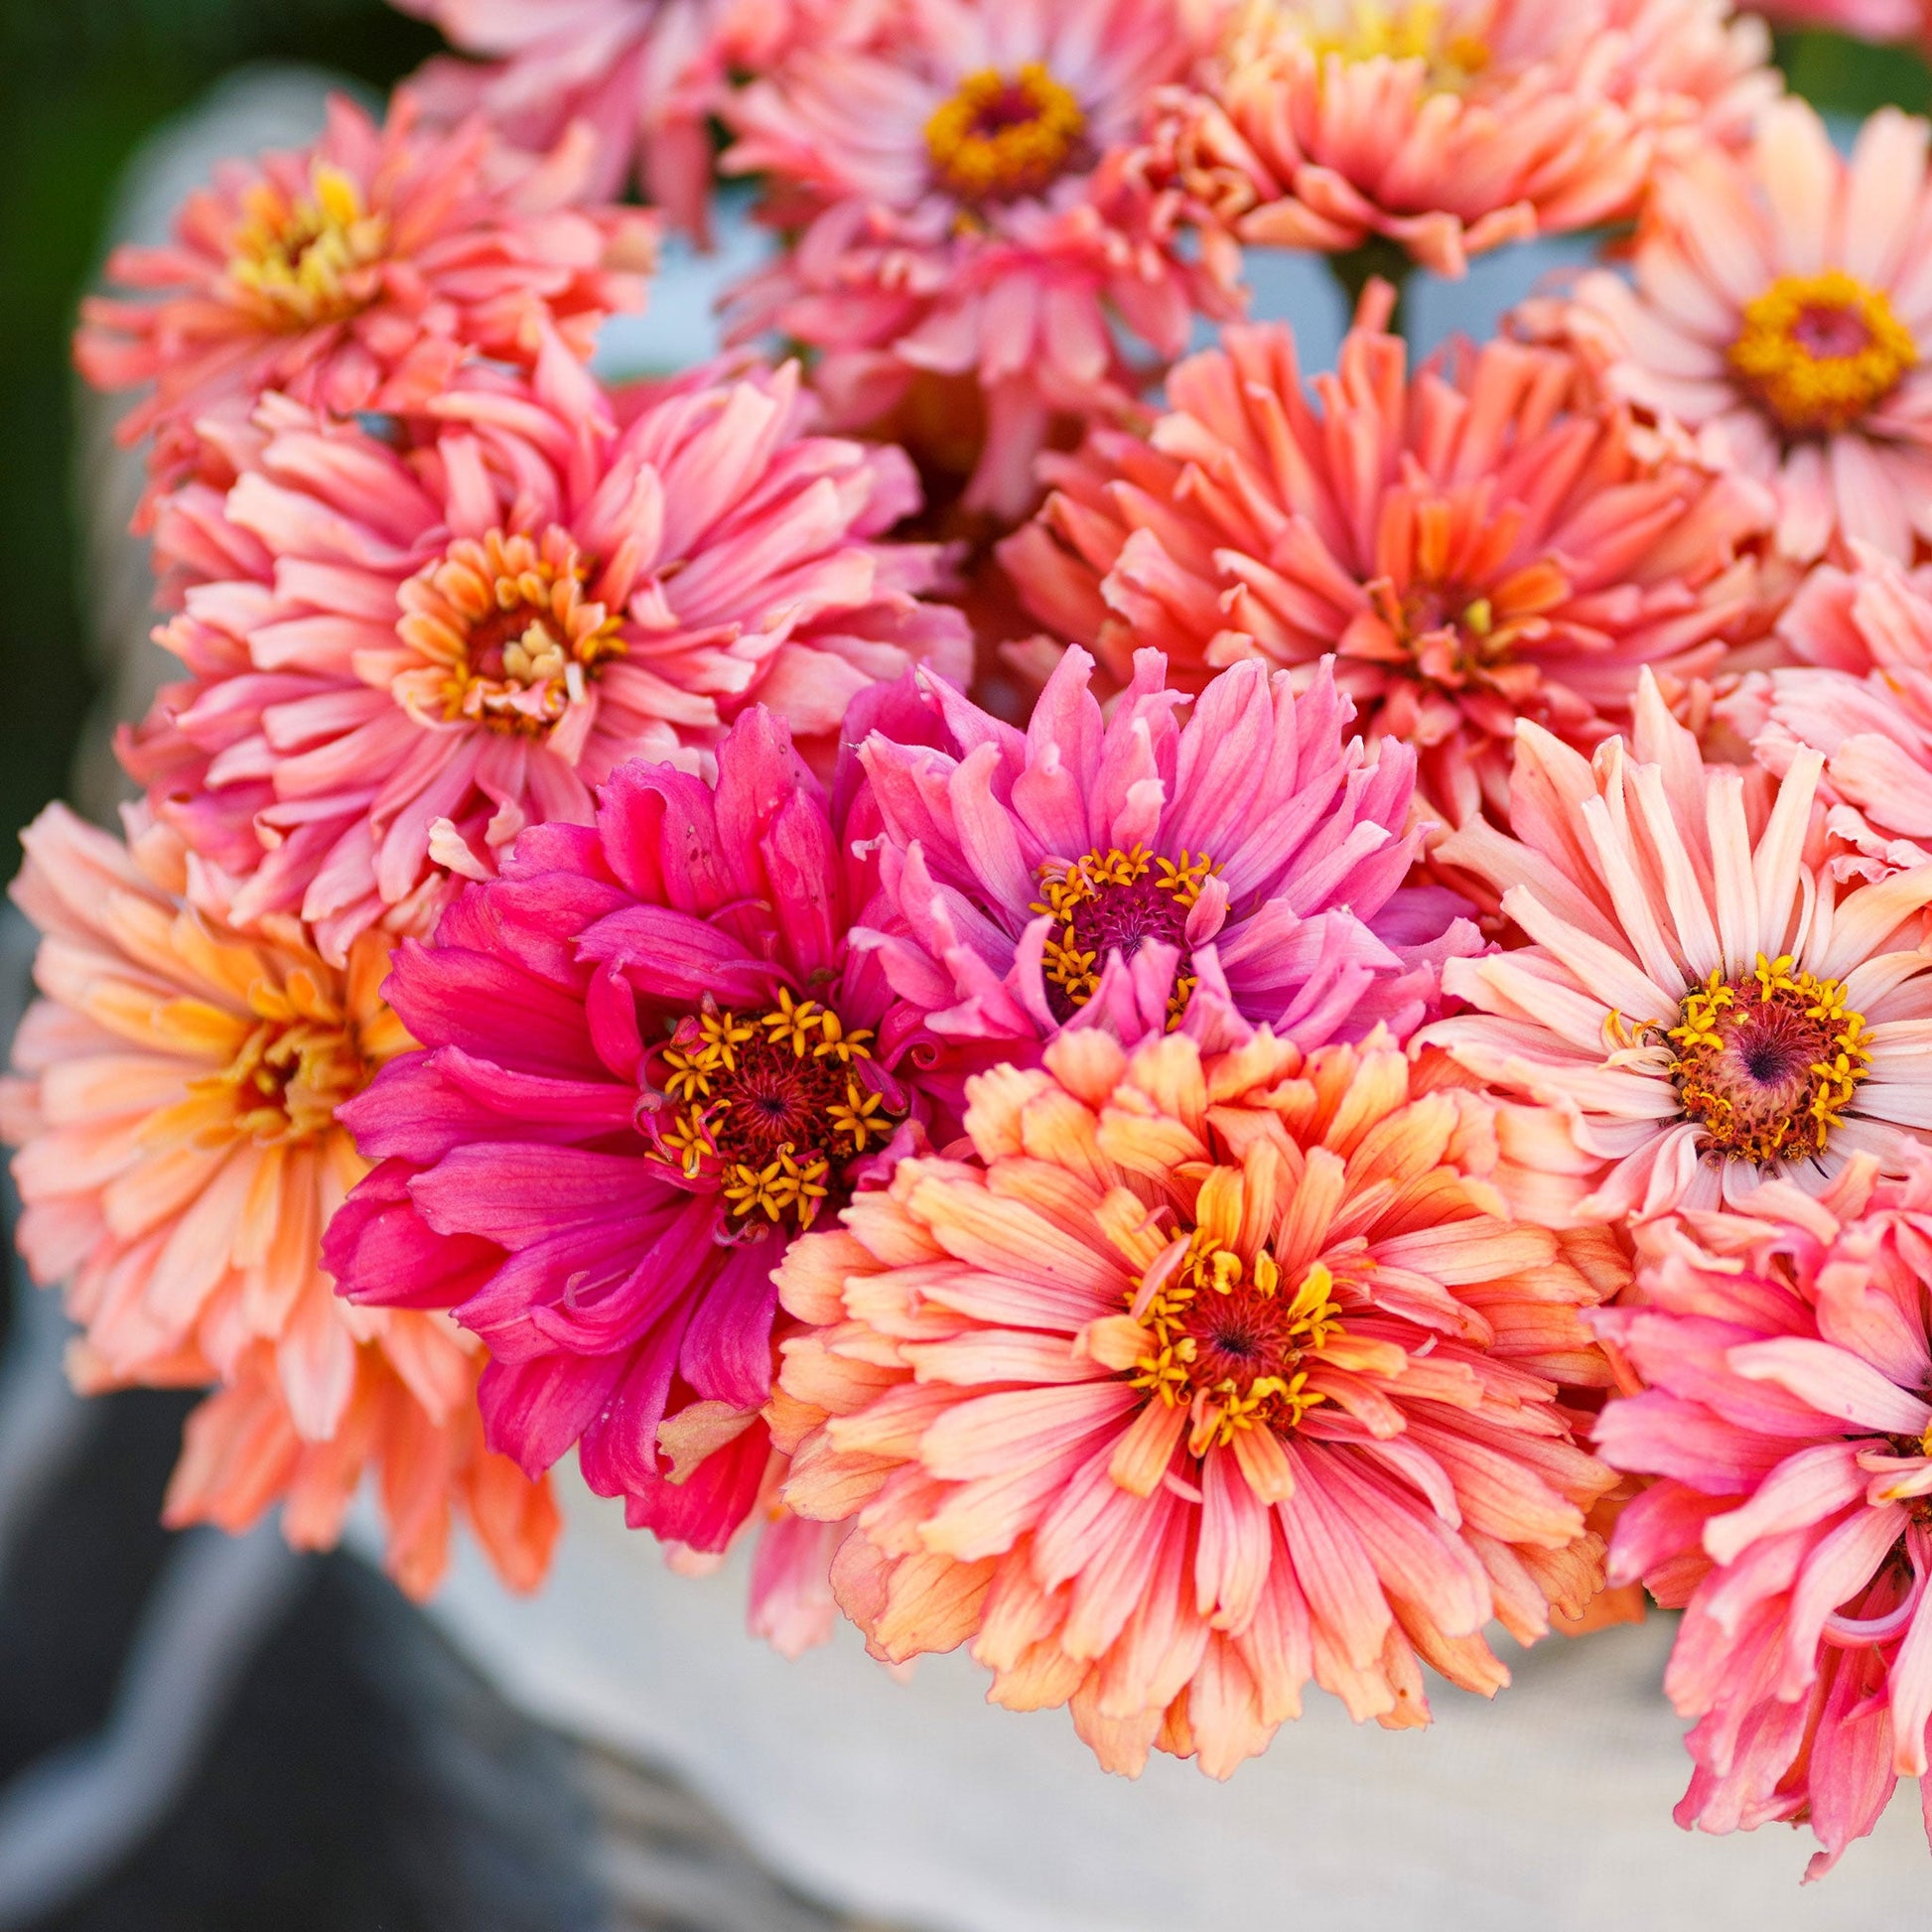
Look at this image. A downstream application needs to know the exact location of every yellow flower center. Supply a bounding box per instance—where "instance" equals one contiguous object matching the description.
[1131,1233,1343,1452]
[1032,844,1217,1030]
[193,964,373,1147]
[649,990,904,1232]
[1300,0,1491,89]
[227,162,390,331]
[1727,271,1916,438]
[925,64,1086,203]
[1664,952,1870,1167]
[394,528,627,740]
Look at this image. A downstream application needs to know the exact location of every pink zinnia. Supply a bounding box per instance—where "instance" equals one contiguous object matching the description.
[720,0,1238,517]
[322,708,952,1552]
[1567,99,1932,565]
[855,645,1478,1052]
[1146,0,1772,278]
[123,354,969,965]
[1732,552,1932,879]
[1596,1154,1932,1873]
[1426,671,1932,1219]
[1751,0,1929,47]
[773,1027,1619,1776]
[74,90,654,471]
[0,803,554,1598]
[1001,297,1767,825]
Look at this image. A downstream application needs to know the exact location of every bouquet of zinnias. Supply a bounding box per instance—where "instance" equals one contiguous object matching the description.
[24,0,1932,1881]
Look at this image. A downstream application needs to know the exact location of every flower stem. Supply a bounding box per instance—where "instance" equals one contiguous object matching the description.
[1325,237,1415,340]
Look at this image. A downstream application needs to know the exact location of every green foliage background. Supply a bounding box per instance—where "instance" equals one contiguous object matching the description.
[0,10,1925,852]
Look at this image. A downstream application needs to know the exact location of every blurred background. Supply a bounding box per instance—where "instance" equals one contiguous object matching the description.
[0,6,1929,1928]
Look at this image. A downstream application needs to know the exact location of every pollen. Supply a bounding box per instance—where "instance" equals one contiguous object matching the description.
[227,162,390,330]
[1728,270,1916,438]
[925,64,1086,203]
[645,994,905,1232]
[1033,845,1217,1030]
[192,959,372,1147]
[1302,1,1491,90]
[1665,952,1871,1168]
[391,527,627,740]
[1130,1233,1343,1452]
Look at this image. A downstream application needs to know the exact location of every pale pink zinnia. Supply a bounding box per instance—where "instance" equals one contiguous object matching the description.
[720,0,1238,517]
[855,645,1478,1052]
[773,1027,1619,1776]
[0,803,555,1598]
[1001,296,1767,825]
[1567,98,1932,565]
[122,353,969,965]
[1596,1154,1932,1873]
[74,90,654,475]
[1426,671,1932,1220]
[1145,0,1773,278]
[322,709,956,1553]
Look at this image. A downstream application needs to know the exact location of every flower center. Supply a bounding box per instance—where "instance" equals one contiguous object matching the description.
[925,64,1086,203]
[393,527,626,741]
[1727,271,1916,438]
[646,990,905,1232]
[1301,0,1491,89]
[227,163,390,331]
[1664,952,1870,1167]
[1131,1232,1342,1452]
[194,969,368,1147]
[1031,845,1216,1028]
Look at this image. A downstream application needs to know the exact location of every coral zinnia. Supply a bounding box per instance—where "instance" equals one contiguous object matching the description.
[720,0,1238,516]
[1000,296,1766,825]
[1426,672,1932,1219]
[74,90,654,469]
[855,645,1478,1050]
[772,1026,1618,1776]
[123,355,969,964]
[1567,99,1932,565]
[323,708,948,1551]
[1146,0,1771,278]
[1596,1155,1932,1873]
[0,802,553,1597]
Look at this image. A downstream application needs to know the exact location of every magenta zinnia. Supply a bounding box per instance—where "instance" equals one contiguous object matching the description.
[1597,1155,1932,1873]
[323,708,951,1550]
[124,356,969,964]
[774,1027,1619,1775]
[855,647,1477,1052]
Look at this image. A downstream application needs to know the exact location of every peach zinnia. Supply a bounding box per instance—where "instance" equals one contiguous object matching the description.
[1001,294,1766,824]
[1568,99,1932,564]
[74,90,654,473]
[774,1027,1618,1776]
[1427,672,1932,1220]
[123,357,968,963]
[1146,0,1771,278]
[0,803,554,1597]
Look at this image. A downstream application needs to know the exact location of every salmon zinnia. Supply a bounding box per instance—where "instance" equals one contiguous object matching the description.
[0,803,555,1597]
[773,1026,1618,1776]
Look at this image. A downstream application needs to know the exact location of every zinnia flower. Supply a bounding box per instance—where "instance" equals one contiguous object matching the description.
[1566,98,1932,565]
[720,0,1239,517]
[1751,0,1928,46]
[1731,551,1932,878]
[74,90,654,471]
[772,1026,1619,1776]
[1595,1154,1932,1873]
[322,707,951,1552]
[122,354,969,964]
[393,0,810,235]
[0,802,553,1597]
[854,645,1478,1051]
[1000,296,1767,825]
[1425,671,1932,1219]
[1145,0,1772,278]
